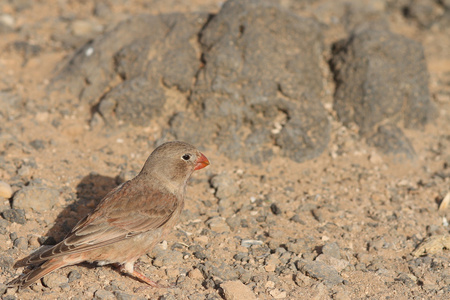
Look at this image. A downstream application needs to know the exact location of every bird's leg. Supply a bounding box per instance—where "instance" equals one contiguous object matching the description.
[115,262,166,288]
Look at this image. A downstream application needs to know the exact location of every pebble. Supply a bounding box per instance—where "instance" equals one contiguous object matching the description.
[0,255,14,271]
[315,254,349,272]
[264,254,280,272]
[297,260,344,286]
[221,280,257,300]
[93,289,115,300]
[0,219,9,234]
[241,239,263,247]
[322,242,341,259]
[114,291,145,300]
[68,270,81,282]
[269,289,287,299]
[12,186,60,211]
[290,214,306,224]
[42,272,68,288]
[0,181,13,198]
[206,216,231,233]
[13,237,28,250]
[2,209,26,224]
[270,203,282,215]
[226,216,241,231]
[188,268,204,280]
[29,139,46,150]
[152,249,183,267]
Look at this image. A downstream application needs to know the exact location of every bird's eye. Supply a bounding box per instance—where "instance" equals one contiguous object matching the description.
[181,154,191,161]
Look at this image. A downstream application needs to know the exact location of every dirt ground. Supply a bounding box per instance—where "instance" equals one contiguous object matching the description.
[0,0,449,299]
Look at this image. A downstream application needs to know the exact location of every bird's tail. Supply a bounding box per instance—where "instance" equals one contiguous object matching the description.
[7,258,67,290]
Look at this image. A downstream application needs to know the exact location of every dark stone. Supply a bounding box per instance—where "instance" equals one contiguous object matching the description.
[2,209,26,225]
[29,139,45,150]
[297,260,344,286]
[171,0,329,163]
[270,203,282,215]
[366,123,416,159]
[68,270,81,282]
[98,77,165,126]
[51,13,207,106]
[331,29,435,157]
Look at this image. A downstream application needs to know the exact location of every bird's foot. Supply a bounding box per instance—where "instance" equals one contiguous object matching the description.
[116,263,173,289]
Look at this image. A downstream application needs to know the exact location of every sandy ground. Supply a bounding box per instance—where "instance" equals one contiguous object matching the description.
[0,0,449,299]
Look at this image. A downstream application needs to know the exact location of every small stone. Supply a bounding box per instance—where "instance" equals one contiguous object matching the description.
[290,214,306,225]
[298,261,344,286]
[152,249,183,267]
[241,239,263,248]
[93,289,115,300]
[2,209,26,224]
[206,216,230,233]
[114,291,144,300]
[13,237,28,250]
[0,219,9,234]
[270,203,282,215]
[226,216,241,231]
[188,268,204,280]
[264,254,280,272]
[12,186,60,211]
[315,254,349,272]
[29,139,46,150]
[269,289,287,299]
[0,181,13,198]
[0,256,14,271]
[68,270,81,282]
[322,242,341,259]
[221,280,257,300]
[42,272,68,288]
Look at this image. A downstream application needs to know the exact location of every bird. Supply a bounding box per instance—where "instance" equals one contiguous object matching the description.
[7,141,210,290]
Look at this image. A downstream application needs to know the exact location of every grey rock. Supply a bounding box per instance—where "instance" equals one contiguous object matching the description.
[98,77,165,126]
[13,237,28,250]
[367,123,416,159]
[270,203,282,215]
[0,255,14,271]
[331,28,435,157]
[68,270,81,283]
[2,209,26,224]
[286,239,311,255]
[241,240,263,248]
[297,260,344,286]
[198,261,240,281]
[404,0,445,28]
[12,186,60,211]
[322,242,341,259]
[0,218,9,234]
[225,216,241,231]
[113,291,146,300]
[290,214,306,225]
[152,249,183,267]
[42,272,68,288]
[170,0,329,163]
[51,13,207,107]
[29,139,46,150]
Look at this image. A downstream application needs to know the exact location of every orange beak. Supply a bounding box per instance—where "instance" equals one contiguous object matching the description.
[194,152,210,170]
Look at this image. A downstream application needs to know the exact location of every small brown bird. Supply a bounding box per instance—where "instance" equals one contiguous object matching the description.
[7,141,210,290]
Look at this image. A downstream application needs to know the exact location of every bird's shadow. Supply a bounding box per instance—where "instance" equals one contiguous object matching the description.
[43,173,122,243]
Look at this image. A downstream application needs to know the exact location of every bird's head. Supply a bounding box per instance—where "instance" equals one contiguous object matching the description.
[140,141,210,190]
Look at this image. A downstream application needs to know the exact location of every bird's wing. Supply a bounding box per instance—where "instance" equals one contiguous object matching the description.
[25,180,179,265]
